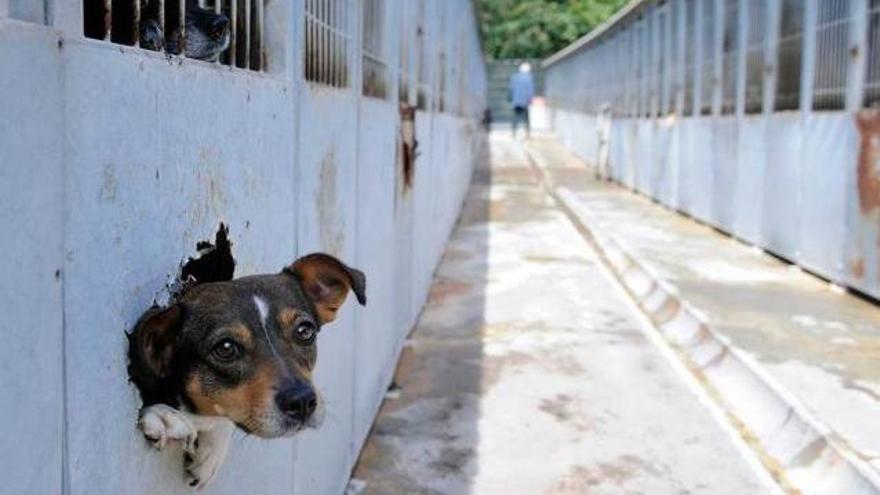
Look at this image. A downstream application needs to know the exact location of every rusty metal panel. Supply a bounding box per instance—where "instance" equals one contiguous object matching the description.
[711,117,738,228]
[733,115,767,244]
[798,113,851,280]
[761,113,803,259]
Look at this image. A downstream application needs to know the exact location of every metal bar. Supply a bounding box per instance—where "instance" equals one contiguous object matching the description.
[179,0,186,55]
[712,0,723,116]
[318,0,325,84]
[764,0,781,114]
[735,0,748,116]
[104,0,112,41]
[158,0,165,42]
[304,0,310,79]
[243,0,250,68]
[214,0,221,63]
[651,10,660,118]
[664,4,674,116]
[676,0,687,115]
[134,0,141,47]
[694,0,704,118]
[801,0,818,117]
[847,0,868,111]
[229,0,236,65]
[255,0,263,69]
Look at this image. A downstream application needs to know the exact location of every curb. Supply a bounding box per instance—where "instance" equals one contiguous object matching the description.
[524,145,880,495]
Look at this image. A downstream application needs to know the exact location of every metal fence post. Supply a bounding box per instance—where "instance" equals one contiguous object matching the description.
[847,0,868,112]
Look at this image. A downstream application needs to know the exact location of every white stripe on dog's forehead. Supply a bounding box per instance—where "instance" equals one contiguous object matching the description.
[252,294,289,374]
[253,295,270,327]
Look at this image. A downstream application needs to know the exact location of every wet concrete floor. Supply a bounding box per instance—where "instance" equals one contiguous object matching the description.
[350,134,775,494]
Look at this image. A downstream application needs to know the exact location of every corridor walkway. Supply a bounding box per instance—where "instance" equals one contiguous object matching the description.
[349,134,776,494]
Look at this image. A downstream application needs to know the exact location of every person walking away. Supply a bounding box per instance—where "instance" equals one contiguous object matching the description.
[508,62,535,140]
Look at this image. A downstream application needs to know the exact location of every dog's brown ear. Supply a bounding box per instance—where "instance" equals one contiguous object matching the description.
[286,253,367,324]
[129,304,182,379]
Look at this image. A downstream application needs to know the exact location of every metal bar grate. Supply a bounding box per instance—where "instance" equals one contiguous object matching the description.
[305,0,350,87]
[744,0,767,114]
[774,0,804,111]
[362,0,387,98]
[82,0,263,71]
[812,0,851,110]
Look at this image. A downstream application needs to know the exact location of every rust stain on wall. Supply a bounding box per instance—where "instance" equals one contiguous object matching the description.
[851,258,866,279]
[855,110,880,214]
[853,110,880,280]
[399,103,418,191]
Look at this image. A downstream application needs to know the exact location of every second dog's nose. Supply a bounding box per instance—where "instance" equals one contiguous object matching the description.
[211,16,230,39]
[275,381,317,422]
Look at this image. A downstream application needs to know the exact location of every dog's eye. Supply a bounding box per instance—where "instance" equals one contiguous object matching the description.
[211,339,242,361]
[294,321,317,344]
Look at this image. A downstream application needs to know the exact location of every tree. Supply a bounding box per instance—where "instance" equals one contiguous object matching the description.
[478,0,629,60]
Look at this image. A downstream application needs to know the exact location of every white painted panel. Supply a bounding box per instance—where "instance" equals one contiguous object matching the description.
[0,21,64,495]
[62,41,297,495]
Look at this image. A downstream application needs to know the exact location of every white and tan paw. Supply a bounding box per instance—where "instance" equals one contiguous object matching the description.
[139,404,198,453]
[184,420,234,489]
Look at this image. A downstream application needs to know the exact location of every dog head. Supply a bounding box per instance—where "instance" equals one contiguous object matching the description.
[129,253,366,438]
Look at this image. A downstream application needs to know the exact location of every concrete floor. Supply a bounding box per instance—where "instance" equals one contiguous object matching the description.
[525,136,880,491]
[350,134,776,494]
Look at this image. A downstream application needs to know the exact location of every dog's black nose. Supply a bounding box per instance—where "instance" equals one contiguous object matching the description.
[211,16,230,39]
[275,381,317,422]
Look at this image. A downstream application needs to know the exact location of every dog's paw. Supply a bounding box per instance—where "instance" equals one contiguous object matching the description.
[139,404,198,453]
[183,420,234,489]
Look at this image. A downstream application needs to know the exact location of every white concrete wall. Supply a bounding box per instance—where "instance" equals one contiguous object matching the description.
[0,0,487,493]
[549,108,869,299]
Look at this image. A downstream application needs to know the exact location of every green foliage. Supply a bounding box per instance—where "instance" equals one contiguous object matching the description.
[478,0,630,60]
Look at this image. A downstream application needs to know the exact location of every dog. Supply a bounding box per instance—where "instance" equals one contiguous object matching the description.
[129,252,366,488]
[84,0,231,62]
